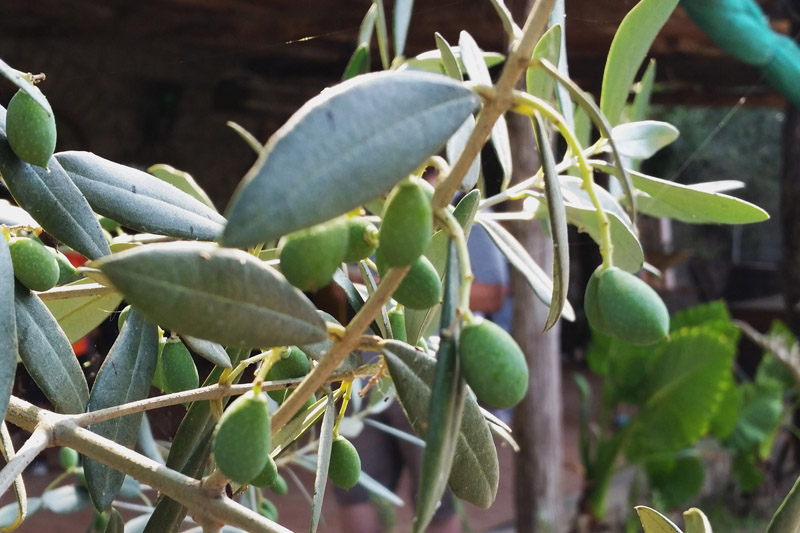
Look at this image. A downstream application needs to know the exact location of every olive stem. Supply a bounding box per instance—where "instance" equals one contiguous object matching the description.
[253,349,282,395]
[508,89,614,269]
[436,207,473,314]
[332,380,353,437]
[431,0,556,211]
[35,282,118,301]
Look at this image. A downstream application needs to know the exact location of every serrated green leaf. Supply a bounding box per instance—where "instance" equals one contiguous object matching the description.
[533,114,569,331]
[221,71,479,248]
[342,44,371,81]
[636,506,684,533]
[43,278,123,343]
[15,285,89,414]
[624,169,770,225]
[179,335,232,368]
[382,340,498,508]
[414,240,465,532]
[459,31,512,190]
[147,163,217,211]
[91,242,327,349]
[0,238,17,422]
[600,0,680,126]
[0,141,110,260]
[612,121,679,159]
[57,152,225,241]
[41,485,91,515]
[527,25,562,102]
[83,308,159,511]
[684,508,713,533]
[310,394,336,533]
[393,0,414,59]
[478,217,576,321]
[0,59,52,116]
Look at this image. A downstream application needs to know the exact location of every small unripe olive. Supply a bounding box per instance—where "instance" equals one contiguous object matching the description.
[9,236,60,291]
[250,455,279,488]
[152,338,199,394]
[117,305,131,331]
[583,266,669,346]
[328,436,361,489]
[59,447,79,470]
[376,249,442,310]
[459,318,528,408]
[266,347,310,403]
[377,178,432,267]
[388,305,407,342]
[6,89,57,168]
[259,499,279,521]
[279,217,349,291]
[342,217,378,263]
[50,248,78,285]
[213,391,271,485]
[270,473,288,496]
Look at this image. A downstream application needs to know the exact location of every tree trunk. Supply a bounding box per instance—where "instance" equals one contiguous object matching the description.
[507,109,564,533]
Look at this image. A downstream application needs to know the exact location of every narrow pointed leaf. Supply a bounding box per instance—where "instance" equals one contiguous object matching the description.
[393,0,414,59]
[487,0,520,39]
[612,121,679,159]
[222,71,479,248]
[179,335,232,368]
[15,285,89,414]
[630,59,657,123]
[533,114,569,331]
[147,163,217,211]
[459,31,512,189]
[527,25,562,102]
[0,238,17,422]
[478,217,576,321]
[91,242,327,348]
[310,394,336,533]
[414,240,465,531]
[382,340,499,508]
[358,4,377,46]
[374,0,390,70]
[402,49,505,75]
[43,278,123,343]
[83,308,159,511]
[342,44,371,81]
[684,508,713,533]
[767,473,800,533]
[600,0,679,126]
[636,506,684,533]
[0,140,110,260]
[0,59,52,115]
[57,152,226,241]
[434,34,462,81]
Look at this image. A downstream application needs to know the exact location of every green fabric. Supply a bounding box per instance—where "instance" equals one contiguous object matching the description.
[681,0,800,107]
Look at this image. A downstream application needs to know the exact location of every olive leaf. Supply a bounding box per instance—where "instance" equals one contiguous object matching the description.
[43,278,123,343]
[767,473,800,533]
[0,138,110,260]
[309,394,337,533]
[179,335,232,368]
[57,151,226,241]
[611,120,679,159]
[393,0,414,59]
[83,308,159,511]
[90,242,327,349]
[374,0,390,70]
[14,284,89,414]
[0,238,17,422]
[221,70,480,248]
[635,506,684,533]
[527,24,562,102]
[342,44,370,81]
[147,163,217,211]
[382,340,499,509]
[414,240,466,532]
[683,508,713,533]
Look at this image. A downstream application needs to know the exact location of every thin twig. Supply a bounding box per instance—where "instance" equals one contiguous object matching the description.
[0,425,50,496]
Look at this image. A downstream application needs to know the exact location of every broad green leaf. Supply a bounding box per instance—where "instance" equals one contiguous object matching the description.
[647,455,705,510]
[684,508,713,533]
[41,485,91,514]
[179,335,232,368]
[221,71,479,248]
[393,0,414,59]
[342,43,370,81]
[83,308,159,511]
[91,242,327,349]
[147,163,216,211]
[0,238,17,422]
[15,285,89,414]
[670,300,733,332]
[0,59,52,116]
[724,381,783,454]
[57,152,226,241]
[527,25,562,102]
[374,0,390,70]
[767,472,800,532]
[459,31,512,189]
[401,48,505,74]
[630,59,657,123]
[627,327,736,460]
[0,141,110,260]
[533,114,569,331]
[708,376,739,440]
[414,240,465,532]
[382,340,499,509]
[624,168,770,224]
[611,121,679,159]
[43,278,123,343]
[478,217,576,321]
[310,394,336,533]
[600,0,680,126]
[636,506,684,533]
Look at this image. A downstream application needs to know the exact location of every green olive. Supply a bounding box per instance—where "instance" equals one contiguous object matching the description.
[8,236,60,291]
[328,436,361,489]
[377,178,432,267]
[213,391,271,485]
[342,217,378,263]
[266,346,310,403]
[279,217,349,291]
[6,89,57,168]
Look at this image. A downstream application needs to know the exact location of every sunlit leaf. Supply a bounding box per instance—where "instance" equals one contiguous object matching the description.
[222,71,479,248]
[636,506,684,533]
[43,278,123,343]
[342,44,371,81]
[612,121,679,159]
[527,25,562,102]
[393,0,414,59]
[684,507,713,533]
[147,163,217,211]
